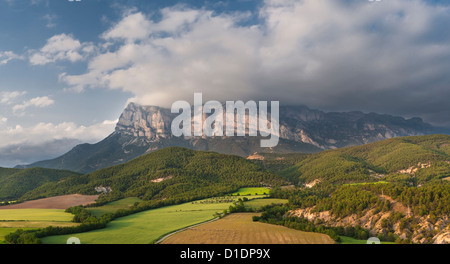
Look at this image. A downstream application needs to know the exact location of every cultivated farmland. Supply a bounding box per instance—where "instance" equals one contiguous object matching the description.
[88,197,143,217]
[0,194,98,210]
[41,195,250,244]
[0,209,77,243]
[161,213,335,244]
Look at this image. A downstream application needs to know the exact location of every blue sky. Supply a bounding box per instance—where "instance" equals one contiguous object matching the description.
[0,0,450,167]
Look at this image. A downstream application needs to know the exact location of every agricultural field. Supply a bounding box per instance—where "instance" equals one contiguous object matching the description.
[230,187,271,196]
[88,197,143,217]
[339,236,395,244]
[161,213,335,244]
[0,209,77,243]
[1,228,34,242]
[40,188,275,244]
[243,198,288,211]
[0,194,98,210]
[0,194,98,244]
[0,209,73,222]
[41,195,252,244]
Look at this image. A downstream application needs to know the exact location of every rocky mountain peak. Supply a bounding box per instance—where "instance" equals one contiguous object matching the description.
[116,103,174,140]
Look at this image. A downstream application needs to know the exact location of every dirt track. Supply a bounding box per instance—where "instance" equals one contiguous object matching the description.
[0,194,99,210]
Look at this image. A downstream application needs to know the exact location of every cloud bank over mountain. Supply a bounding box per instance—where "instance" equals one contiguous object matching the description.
[60,0,450,126]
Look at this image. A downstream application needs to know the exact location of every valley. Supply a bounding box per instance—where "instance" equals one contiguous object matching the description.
[41,188,279,244]
[1,135,449,244]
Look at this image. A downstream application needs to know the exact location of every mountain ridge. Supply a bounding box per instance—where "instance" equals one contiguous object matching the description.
[20,147,287,203]
[17,102,447,173]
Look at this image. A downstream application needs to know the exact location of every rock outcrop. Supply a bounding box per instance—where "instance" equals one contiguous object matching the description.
[19,102,445,173]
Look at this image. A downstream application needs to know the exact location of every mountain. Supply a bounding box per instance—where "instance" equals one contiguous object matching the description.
[258,134,450,244]
[20,147,287,203]
[0,167,81,201]
[265,134,450,186]
[18,102,446,173]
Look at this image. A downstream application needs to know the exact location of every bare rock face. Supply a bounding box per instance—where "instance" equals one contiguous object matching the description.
[20,102,445,173]
[292,204,450,244]
[115,102,438,150]
[434,231,450,244]
[116,103,174,140]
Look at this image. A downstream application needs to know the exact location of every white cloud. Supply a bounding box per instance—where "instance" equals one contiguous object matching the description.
[0,51,23,65]
[13,96,55,113]
[43,14,57,28]
[0,119,118,167]
[29,33,95,65]
[102,12,153,42]
[0,119,117,149]
[0,91,27,105]
[59,0,450,125]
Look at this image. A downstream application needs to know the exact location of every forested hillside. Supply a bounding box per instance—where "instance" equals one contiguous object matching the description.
[0,167,81,201]
[21,147,287,204]
[259,135,450,244]
[286,134,450,186]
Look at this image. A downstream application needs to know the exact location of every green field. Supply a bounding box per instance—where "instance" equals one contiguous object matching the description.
[88,197,143,217]
[231,187,271,196]
[42,196,251,244]
[0,209,73,222]
[244,198,288,210]
[339,236,395,244]
[0,209,76,243]
[0,228,35,242]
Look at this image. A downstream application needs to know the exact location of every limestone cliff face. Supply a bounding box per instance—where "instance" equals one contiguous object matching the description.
[20,102,444,173]
[116,103,174,140]
[114,102,438,150]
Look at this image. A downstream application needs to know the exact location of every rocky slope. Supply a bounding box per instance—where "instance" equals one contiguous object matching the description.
[18,102,446,173]
[291,198,450,244]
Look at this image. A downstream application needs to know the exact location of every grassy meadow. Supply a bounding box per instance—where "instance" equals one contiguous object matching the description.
[0,209,73,222]
[243,198,288,211]
[230,187,271,196]
[42,197,242,244]
[88,197,143,217]
[41,187,282,244]
[0,209,76,243]
[339,236,395,244]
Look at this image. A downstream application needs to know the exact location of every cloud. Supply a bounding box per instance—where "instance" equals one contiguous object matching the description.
[0,120,117,148]
[29,33,95,65]
[0,139,82,168]
[60,0,450,126]
[43,14,57,28]
[13,96,55,113]
[0,51,23,65]
[0,91,27,105]
[102,12,153,42]
[0,119,118,167]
